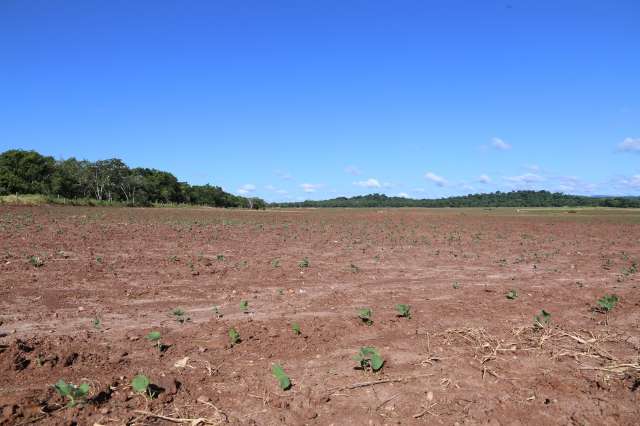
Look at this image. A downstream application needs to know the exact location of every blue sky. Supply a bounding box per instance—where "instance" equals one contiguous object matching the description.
[1,0,639,201]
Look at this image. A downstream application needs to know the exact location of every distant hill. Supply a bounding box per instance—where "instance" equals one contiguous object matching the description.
[271,191,640,208]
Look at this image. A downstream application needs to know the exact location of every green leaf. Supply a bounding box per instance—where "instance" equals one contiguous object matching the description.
[54,379,71,397]
[240,300,249,312]
[272,364,292,390]
[358,308,373,325]
[355,347,384,372]
[292,323,301,335]
[146,331,161,341]
[228,327,240,345]
[76,383,90,397]
[131,375,150,394]
[506,289,518,300]
[395,304,411,318]
[370,353,385,371]
[597,294,618,312]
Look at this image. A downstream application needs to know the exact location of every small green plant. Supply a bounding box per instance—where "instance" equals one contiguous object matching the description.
[395,304,411,318]
[92,317,101,329]
[358,308,373,325]
[228,327,240,346]
[212,306,223,319]
[597,294,619,312]
[240,300,249,312]
[533,310,551,329]
[298,257,310,268]
[350,263,360,273]
[353,347,384,372]
[292,323,301,335]
[131,374,150,394]
[452,281,460,289]
[53,379,90,407]
[277,288,284,296]
[272,364,292,390]
[216,254,225,261]
[506,289,518,300]
[29,255,44,267]
[146,331,162,351]
[271,259,281,268]
[171,308,189,324]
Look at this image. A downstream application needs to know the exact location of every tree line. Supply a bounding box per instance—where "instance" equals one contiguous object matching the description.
[271,191,640,208]
[0,149,266,208]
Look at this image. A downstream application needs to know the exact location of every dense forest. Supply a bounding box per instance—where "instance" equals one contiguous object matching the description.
[0,149,266,208]
[272,192,640,208]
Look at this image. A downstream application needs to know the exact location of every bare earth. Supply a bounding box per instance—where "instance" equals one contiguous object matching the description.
[1,205,639,425]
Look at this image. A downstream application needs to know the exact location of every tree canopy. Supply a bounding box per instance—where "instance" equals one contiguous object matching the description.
[271,191,640,208]
[0,149,265,209]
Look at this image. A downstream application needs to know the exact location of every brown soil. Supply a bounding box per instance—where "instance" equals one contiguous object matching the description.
[0,206,639,425]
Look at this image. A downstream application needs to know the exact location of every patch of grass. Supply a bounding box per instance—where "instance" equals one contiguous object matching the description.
[597,294,619,312]
[146,331,163,351]
[171,308,190,324]
[240,300,249,313]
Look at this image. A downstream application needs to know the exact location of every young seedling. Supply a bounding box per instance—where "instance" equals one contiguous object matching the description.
[271,259,281,268]
[358,308,373,325]
[216,254,225,261]
[292,323,301,335]
[131,374,150,395]
[277,288,284,296]
[240,300,249,313]
[272,364,292,390]
[146,331,162,351]
[533,310,551,329]
[298,257,310,268]
[506,289,518,300]
[228,327,241,346]
[53,379,90,407]
[92,317,101,329]
[452,281,460,289]
[597,294,619,312]
[171,308,190,324]
[353,347,384,372]
[212,306,223,319]
[350,263,360,273]
[29,255,44,267]
[395,304,411,319]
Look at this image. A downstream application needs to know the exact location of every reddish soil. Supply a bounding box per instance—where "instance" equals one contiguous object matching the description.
[1,205,639,425]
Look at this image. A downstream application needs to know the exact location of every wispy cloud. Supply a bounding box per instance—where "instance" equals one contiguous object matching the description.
[491,137,512,150]
[478,174,491,184]
[344,165,362,176]
[505,173,544,184]
[237,183,256,195]
[620,175,640,189]
[397,192,409,198]
[618,137,640,153]
[275,170,293,180]
[354,178,381,188]
[300,183,323,193]
[424,172,447,187]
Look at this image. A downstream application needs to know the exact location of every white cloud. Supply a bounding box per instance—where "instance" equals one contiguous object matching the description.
[618,137,640,153]
[424,172,447,187]
[505,173,544,184]
[491,137,512,150]
[237,183,256,195]
[344,165,362,176]
[354,178,381,188]
[620,175,640,188]
[275,189,288,195]
[397,192,409,198]
[300,183,322,193]
[478,174,491,184]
